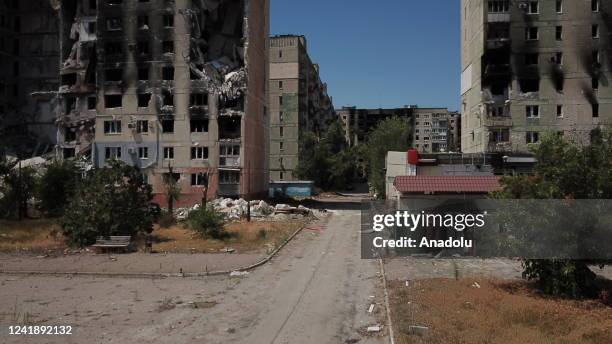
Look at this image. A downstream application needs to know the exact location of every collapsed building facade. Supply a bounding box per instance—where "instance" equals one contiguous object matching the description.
[57,0,269,205]
[268,35,335,181]
[337,106,461,153]
[0,0,59,156]
[461,0,612,153]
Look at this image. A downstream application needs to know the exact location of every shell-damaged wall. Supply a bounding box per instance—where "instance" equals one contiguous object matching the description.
[57,0,269,205]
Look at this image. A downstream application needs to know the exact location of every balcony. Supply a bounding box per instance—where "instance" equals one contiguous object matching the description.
[487,13,510,23]
[484,117,512,127]
[488,141,512,153]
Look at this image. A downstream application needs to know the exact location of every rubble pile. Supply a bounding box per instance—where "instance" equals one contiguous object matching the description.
[174,198,314,221]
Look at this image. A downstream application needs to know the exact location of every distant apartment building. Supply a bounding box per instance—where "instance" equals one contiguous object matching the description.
[337,106,460,153]
[269,35,335,181]
[461,0,612,153]
[57,0,269,205]
[0,0,59,156]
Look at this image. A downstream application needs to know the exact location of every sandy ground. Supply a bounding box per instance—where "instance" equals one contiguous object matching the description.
[0,207,388,344]
[0,252,264,275]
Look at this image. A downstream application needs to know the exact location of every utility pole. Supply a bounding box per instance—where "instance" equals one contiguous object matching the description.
[246,161,251,222]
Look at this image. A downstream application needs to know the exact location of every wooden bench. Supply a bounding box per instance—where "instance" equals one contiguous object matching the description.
[92,236,132,253]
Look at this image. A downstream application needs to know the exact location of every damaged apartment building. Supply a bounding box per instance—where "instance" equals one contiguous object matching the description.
[337,106,460,153]
[461,0,612,153]
[57,0,269,204]
[268,35,335,181]
[0,0,59,156]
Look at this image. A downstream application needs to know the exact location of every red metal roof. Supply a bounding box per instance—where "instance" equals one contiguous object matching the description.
[393,176,501,194]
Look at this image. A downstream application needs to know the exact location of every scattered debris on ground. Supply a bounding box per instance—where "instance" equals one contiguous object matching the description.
[174,198,316,221]
[229,270,249,277]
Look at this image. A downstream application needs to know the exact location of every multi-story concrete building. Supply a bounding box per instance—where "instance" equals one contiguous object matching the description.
[57,0,269,205]
[337,106,460,153]
[461,0,612,153]
[268,35,334,181]
[0,0,59,156]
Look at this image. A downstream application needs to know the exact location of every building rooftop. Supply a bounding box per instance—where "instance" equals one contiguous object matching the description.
[393,176,501,194]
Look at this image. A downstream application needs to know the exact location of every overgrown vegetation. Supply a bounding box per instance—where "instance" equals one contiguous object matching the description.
[296,121,359,190]
[362,117,412,198]
[37,160,79,217]
[495,132,612,298]
[59,161,153,247]
[187,205,227,240]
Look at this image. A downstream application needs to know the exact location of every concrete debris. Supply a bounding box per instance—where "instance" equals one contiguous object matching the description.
[229,270,249,277]
[367,304,375,313]
[366,325,382,332]
[472,282,481,289]
[406,325,429,336]
[174,198,313,221]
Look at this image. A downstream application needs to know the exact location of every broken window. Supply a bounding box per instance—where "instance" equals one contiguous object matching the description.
[279,95,283,105]
[191,173,207,186]
[490,129,510,143]
[106,18,122,31]
[592,77,599,90]
[138,67,149,81]
[65,97,76,113]
[88,97,96,110]
[526,105,540,118]
[279,141,284,151]
[190,93,208,106]
[556,0,563,13]
[105,68,123,82]
[61,73,77,86]
[593,50,600,64]
[63,148,76,159]
[161,119,174,133]
[162,67,174,80]
[279,81,283,89]
[190,119,208,133]
[163,15,174,28]
[280,126,284,137]
[89,0,97,9]
[64,128,77,142]
[162,41,174,54]
[552,52,563,65]
[163,172,180,183]
[557,105,564,118]
[520,79,540,93]
[138,93,151,107]
[525,53,538,66]
[223,96,244,110]
[279,111,284,121]
[87,22,96,34]
[105,42,122,55]
[163,92,174,106]
[593,104,599,117]
[218,117,241,139]
[556,26,563,40]
[104,120,122,134]
[191,147,209,160]
[136,120,149,133]
[105,95,122,108]
[138,147,148,159]
[163,147,174,159]
[525,27,538,40]
[592,0,600,12]
[528,1,539,14]
[488,0,509,13]
[220,145,240,166]
[592,25,599,38]
[138,41,149,55]
[105,147,122,160]
[138,16,149,29]
[219,170,240,184]
[526,132,540,144]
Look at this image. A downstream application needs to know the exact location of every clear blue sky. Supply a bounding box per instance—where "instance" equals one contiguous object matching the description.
[271,0,460,111]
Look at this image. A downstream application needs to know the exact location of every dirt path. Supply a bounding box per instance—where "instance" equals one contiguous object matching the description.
[1,207,389,344]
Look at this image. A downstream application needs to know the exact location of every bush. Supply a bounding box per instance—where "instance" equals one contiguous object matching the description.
[187,205,227,240]
[59,161,153,247]
[158,211,175,228]
[37,160,79,217]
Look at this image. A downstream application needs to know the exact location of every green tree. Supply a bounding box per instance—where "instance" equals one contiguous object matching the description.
[363,117,412,198]
[495,132,612,298]
[0,164,38,219]
[37,160,79,217]
[60,161,153,247]
[187,205,227,239]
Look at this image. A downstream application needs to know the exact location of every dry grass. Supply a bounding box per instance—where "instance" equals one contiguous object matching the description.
[141,219,306,254]
[389,278,612,344]
[0,219,65,253]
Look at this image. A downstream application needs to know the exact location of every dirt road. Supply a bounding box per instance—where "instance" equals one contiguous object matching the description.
[1,206,388,344]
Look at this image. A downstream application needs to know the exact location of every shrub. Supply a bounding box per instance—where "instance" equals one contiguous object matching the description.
[59,161,153,247]
[158,211,175,228]
[37,160,79,217]
[187,205,227,240]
